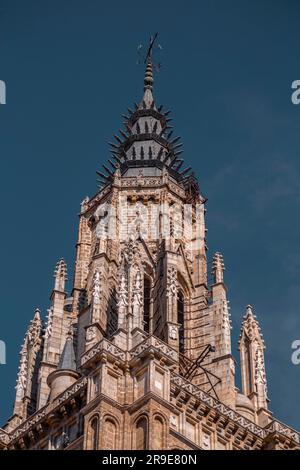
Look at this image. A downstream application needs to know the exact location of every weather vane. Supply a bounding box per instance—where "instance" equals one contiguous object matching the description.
[137,33,162,71]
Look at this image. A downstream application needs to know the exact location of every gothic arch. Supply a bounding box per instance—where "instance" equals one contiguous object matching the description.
[87,414,100,450]
[133,414,149,450]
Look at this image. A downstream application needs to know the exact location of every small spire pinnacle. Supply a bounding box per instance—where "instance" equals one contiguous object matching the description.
[245,304,254,319]
[33,308,41,321]
[58,333,76,371]
[212,252,225,284]
[54,258,68,292]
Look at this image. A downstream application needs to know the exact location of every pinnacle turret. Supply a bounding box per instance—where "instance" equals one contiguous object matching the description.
[212,252,225,284]
[58,330,77,372]
[54,258,68,292]
[238,304,265,348]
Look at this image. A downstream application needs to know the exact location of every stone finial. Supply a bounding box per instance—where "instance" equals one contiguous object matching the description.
[239,304,264,346]
[54,258,68,292]
[80,196,90,213]
[238,304,268,408]
[144,59,154,90]
[212,252,225,284]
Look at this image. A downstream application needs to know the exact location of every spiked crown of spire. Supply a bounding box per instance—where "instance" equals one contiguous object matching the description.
[96,35,194,190]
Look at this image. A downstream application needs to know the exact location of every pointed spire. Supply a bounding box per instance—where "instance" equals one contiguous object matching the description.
[139,59,156,110]
[238,305,268,409]
[33,307,41,321]
[54,258,68,292]
[212,252,225,284]
[239,304,264,346]
[58,328,76,371]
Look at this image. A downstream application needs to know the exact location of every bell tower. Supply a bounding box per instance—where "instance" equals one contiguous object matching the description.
[4,37,299,452]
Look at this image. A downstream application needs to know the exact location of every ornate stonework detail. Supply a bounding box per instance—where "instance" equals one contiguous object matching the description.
[122,239,140,265]
[92,268,102,305]
[131,268,143,318]
[255,348,268,396]
[166,266,177,298]
[212,252,225,284]
[117,269,128,329]
[169,325,178,340]
[44,308,53,339]
[16,353,27,395]
[54,259,68,292]
[86,325,97,343]
[80,196,90,214]
[81,339,126,366]
[221,300,232,332]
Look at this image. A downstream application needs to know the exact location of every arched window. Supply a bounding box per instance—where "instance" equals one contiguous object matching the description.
[177,290,184,353]
[135,417,148,450]
[143,277,151,333]
[90,416,99,450]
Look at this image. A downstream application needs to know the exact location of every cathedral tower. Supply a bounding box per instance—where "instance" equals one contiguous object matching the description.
[0,38,299,451]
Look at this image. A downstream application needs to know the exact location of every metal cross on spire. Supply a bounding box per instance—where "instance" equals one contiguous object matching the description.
[137,33,162,70]
[137,33,162,91]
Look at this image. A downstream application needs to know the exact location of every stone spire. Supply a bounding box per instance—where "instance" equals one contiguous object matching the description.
[57,329,77,371]
[54,258,68,293]
[47,328,79,402]
[238,305,268,412]
[212,252,225,284]
[14,308,43,418]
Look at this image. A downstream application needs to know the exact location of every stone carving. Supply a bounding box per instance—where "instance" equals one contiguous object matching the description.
[16,356,27,394]
[80,196,90,213]
[117,269,128,329]
[81,339,126,366]
[166,266,177,298]
[86,326,97,343]
[169,325,178,340]
[123,239,139,265]
[131,268,143,319]
[130,336,178,362]
[54,259,68,292]
[44,308,53,339]
[255,348,267,396]
[92,268,101,305]
[171,372,266,439]
[212,252,224,284]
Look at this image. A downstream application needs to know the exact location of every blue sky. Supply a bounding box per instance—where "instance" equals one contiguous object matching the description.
[0,0,300,429]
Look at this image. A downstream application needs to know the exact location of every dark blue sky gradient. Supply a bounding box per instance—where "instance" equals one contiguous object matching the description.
[0,0,300,428]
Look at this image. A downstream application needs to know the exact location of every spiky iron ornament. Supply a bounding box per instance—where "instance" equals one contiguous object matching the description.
[96,34,195,189]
